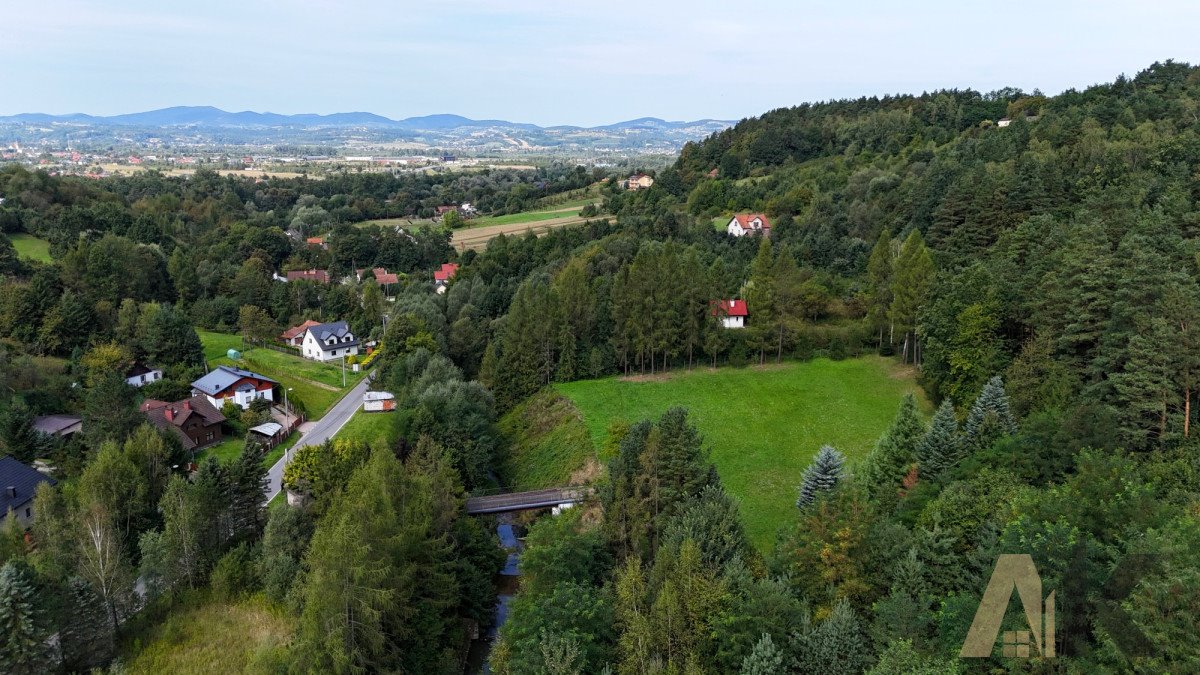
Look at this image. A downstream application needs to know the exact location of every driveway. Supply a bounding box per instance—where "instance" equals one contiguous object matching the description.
[264,372,375,502]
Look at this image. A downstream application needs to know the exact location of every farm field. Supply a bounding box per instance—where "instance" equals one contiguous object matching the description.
[122,594,293,674]
[5,233,52,261]
[197,330,366,419]
[557,356,930,550]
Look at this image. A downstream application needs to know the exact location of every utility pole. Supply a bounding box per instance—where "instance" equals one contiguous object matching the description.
[342,354,346,387]
[283,386,294,461]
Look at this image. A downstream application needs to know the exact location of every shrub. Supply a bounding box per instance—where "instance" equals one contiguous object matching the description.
[210,543,260,602]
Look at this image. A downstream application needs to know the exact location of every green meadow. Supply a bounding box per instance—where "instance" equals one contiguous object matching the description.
[557,356,929,550]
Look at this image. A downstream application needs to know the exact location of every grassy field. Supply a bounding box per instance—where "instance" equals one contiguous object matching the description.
[470,203,591,227]
[195,430,299,467]
[498,389,595,490]
[123,594,293,674]
[338,408,403,448]
[197,330,365,419]
[557,356,930,550]
[5,233,52,261]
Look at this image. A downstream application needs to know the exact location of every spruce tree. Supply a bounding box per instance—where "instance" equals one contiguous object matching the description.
[918,399,963,479]
[0,561,52,674]
[59,577,114,671]
[796,445,845,508]
[740,633,786,675]
[792,598,870,675]
[860,394,925,506]
[889,230,934,364]
[963,375,1017,448]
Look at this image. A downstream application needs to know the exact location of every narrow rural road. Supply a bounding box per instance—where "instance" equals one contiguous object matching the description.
[264,372,374,503]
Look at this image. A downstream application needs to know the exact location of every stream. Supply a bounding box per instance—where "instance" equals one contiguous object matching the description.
[466,515,524,673]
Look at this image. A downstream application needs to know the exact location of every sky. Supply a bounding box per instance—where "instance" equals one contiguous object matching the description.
[4,0,1200,127]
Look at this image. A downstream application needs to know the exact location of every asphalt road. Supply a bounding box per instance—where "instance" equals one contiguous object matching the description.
[264,372,374,503]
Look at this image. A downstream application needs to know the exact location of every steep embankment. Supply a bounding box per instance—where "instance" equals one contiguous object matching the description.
[497,388,597,490]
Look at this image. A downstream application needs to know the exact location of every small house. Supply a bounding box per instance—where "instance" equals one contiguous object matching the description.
[726,214,772,238]
[125,362,163,388]
[285,269,331,284]
[711,299,748,329]
[280,319,322,347]
[625,173,654,190]
[434,263,459,294]
[0,456,56,528]
[363,391,396,412]
[142,396,227,452]
[301,321,359,362]
[191,365,277,409]
[249,421,286,446]
[32,414,82,439]
[305,236,328,249]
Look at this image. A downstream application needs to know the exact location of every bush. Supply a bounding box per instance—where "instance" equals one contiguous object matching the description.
[210,543,260,602]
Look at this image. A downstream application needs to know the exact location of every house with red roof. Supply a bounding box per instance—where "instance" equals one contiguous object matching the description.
[711,299,749,329]
[434,263,459,294]
[305,236,327,249]
[280,319,322,347]
[726,214,772,238]
[286,269,331,284]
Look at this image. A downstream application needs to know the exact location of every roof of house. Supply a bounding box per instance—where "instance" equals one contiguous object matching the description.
[434,262,459,282]
[0,456,56,513]
[436,205,458,214]
[249,422,283,437]
[363,391,395,401]
[280,319,321,341]
[730,213,771,231]
[285,269,331,283]
[126,362,159,378]
[306,236,325,245]
[711,299,749,317]
[192,365,278,396]
[305,321,358,352]
[31,414,82,436]
[372,267,399,285]
[143,396,227,451]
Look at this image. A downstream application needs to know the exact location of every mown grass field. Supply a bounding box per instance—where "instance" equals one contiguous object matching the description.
[5,233,52,261]
[557,356,930,550]
[196,330,365,419]
[338,408,403,448]
[123,594,293,674]
[195,430,298,467]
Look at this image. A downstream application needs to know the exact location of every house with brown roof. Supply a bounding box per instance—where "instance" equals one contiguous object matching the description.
[434,263,459,294]
[726,214,772,238]
[141,396,226,451]
[625,173,655,190]
[286,269,331,284]
[280,319,322,347]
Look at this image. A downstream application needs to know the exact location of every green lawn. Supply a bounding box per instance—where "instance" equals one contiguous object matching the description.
[338,408,402,448]
[122,593,293,674]
[6,233,52,262]
[195,430,299,468]
[499,389,594,491]
[471,205,589,227]
[197,330,366,420]
[557,356,930,550]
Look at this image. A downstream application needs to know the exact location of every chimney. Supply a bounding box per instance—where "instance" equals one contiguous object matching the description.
[183,400,190,411]
[165,407,174,422]
[6,486,15,499]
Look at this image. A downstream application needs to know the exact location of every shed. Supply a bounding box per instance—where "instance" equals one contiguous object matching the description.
[249,421,285,445]
[363,391,396,412]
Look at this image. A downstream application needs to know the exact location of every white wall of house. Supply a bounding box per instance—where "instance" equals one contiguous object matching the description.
[202,387,273,411]
[302,331,360,362]
[126,370,163,387]
[722,316,745,329]
[726,217,746,237]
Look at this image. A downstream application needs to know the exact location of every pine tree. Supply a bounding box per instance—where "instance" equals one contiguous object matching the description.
[226,441,268,543]
[866,229,895,351]
[740,633,786,675]
[792,598,870,675]
[59,577,114,671]
[860,394,926,507]
[963,375,1016,448]
[0,561,52,674]
[796,445,845,508]
[889,230,934,364]
[917,399,963,479]
[746,236,777,364]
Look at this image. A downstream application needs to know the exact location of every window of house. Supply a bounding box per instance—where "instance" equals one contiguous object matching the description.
[25,508,30,518]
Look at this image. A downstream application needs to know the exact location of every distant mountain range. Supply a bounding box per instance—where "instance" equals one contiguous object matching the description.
[0,106,730,133]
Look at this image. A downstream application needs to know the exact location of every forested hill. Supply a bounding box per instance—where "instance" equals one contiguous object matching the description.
[601,59,1200,450]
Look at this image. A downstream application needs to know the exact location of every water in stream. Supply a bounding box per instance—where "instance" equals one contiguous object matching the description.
[466,516,524,673]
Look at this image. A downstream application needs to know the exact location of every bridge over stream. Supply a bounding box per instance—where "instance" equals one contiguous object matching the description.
[465,487,590,515]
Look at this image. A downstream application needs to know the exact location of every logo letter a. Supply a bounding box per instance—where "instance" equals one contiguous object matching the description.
[960,554,1055,658]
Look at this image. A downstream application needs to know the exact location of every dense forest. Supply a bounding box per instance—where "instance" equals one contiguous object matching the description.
[2,60,1200,672]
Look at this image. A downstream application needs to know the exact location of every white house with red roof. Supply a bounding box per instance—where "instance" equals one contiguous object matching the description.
[726,214,772,238]
[434,263,459,294]
[711,299,748,329]
[191,365,278,410]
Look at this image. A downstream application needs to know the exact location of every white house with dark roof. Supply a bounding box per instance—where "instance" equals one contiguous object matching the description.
[125,362,163,388]
[301,321,359,362]
[191,365,278,410]
[0,456,56,528]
